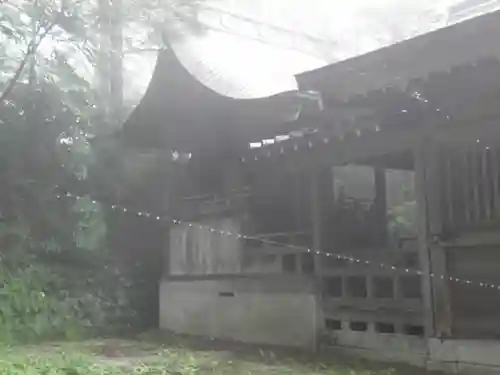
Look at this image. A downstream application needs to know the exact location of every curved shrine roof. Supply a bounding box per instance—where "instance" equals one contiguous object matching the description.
[122,46,303,153]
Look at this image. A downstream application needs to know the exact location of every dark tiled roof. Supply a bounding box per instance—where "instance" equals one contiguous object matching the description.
[122,46,303,152]
[296,9,500,101]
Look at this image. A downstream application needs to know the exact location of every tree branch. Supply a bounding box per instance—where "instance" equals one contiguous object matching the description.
[123,47,162,54]
[0,17,59,104]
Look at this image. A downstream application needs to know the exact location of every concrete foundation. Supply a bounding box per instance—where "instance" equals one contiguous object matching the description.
[324,336,500,374]
[427,339,500,374]
[161,212,500,374]
[327,331,428,367]
[160,278,500,374]
[159,276,318,349]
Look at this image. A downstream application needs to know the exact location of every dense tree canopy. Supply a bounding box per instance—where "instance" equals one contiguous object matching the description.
[0,0,204,340]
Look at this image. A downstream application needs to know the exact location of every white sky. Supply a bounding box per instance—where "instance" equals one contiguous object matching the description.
[124,0,460,101]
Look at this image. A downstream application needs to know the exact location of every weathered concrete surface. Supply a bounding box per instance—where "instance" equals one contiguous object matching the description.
[428,339,500,374]
[324,336,500,374]
[160,277,500,373]
[327,331,428,368]
[159,278,318,349]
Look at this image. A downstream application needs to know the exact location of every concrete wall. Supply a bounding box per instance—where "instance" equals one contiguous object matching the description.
[324,334,500,374]
[159,277,318,349]
[324,331,428,368]
[159,276,500,373]
[428,339,500,374]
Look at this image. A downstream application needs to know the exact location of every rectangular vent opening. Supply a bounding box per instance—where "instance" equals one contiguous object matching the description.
[218,292,235,297]
[404,324,424,336]
[350,321,368,332]
[375,322,395,334]
[325,319,342,331]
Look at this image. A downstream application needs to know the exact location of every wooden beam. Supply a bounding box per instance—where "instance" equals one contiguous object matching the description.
[247,111,500,173]
[309,166,328,353]
[414,139,436,337]
[310,168,322,257]
[481,147,492,221]
[427,144,452,338]
[373,167,387,246]
[414,138,452,338]
[460,151,470,226]
[294,169,304,231]
[310,166,333,274]
[443,149,455,231]
[492,147,500,218]
[470,148,482,223]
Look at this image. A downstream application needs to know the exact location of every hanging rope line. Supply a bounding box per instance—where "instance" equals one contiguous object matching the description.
[55,190,500,292]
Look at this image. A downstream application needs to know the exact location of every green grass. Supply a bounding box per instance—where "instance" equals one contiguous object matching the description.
[0,337,429,375]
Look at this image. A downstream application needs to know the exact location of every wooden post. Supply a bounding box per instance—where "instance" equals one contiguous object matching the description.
[492,147,500,218]
[310,166,335,272]
[373,167,387,246]
[481,147,492,221]
[444,149,455,231]
[310,167,323,274]
[462,151,472,225]
[414,138,452,338]
[294,169,303,233]
[310,166,333,353]
[471,148,482,223]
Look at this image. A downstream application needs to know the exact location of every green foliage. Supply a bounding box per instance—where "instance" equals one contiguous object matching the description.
[72,197,107,251]
[0,0,130,344]
[388,200,417,238]
[0,339,400,375]
[0,204,134,343]
[0,0,206,344]
[0,263,82,342]
[0,58,131,344]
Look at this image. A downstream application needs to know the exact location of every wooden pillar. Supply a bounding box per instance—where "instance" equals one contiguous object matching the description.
[492,147,500,218]
[310,167,322,278]
[373,167,387,246]
[310,166,335,272]
[310,166,334,353]
[321,166,335,248]
[293,169,303,233]
[414,138,452,338]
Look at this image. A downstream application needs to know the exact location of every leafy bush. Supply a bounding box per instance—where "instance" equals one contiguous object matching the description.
[0,196,136,343]
[388,200,417,239]
[0,0,167,343]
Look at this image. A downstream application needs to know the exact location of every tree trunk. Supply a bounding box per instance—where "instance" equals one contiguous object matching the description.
[109,0,124,126]
[97,0,112,122]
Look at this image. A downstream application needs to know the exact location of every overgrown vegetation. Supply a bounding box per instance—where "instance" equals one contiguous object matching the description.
[0,0,200,342]
[0,338,405,375]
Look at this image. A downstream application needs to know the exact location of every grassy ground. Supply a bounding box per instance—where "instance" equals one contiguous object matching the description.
[0,334,443,375]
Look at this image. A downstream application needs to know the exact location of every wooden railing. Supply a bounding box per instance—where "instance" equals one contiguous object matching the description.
[242,237,424,337]
[321,267,424,336]
[440,143,500,233]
